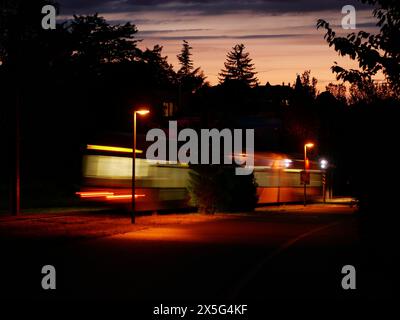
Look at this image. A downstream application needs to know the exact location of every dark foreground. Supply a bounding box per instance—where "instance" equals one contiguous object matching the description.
[0,205,396,304]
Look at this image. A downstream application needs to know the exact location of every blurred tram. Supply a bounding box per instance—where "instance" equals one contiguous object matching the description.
[77,144,324,211]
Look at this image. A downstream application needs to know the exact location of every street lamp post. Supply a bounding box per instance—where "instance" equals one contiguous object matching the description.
[131,109,150,224]
[277,167,281,204]
[303,143,314,206]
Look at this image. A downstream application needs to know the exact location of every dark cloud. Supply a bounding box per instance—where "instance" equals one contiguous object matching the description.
[138,28,210,34]
[138,33,312,41]
[58,0,370,15]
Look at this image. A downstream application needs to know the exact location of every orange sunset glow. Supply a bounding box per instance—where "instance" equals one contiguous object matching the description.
[58,0,378,90]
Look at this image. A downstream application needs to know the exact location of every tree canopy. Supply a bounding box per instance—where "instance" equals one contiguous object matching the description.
[68,14,140,66]
[317,0,400,97]
[176,40,205,93]
[219,44,258,87]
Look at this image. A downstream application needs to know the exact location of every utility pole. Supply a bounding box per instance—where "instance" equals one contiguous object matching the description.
[10,92,21,216]
[131,111,137,224]
[303,143,314,206]
[303,148,307,207]
[7,9,21,216]
[131,109,150,224]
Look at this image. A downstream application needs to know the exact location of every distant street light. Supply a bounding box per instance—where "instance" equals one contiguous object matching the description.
[320,159,328,170]
[131,109,150,224]
[303,142,314,206]
[320,159,329,203]
[283,158,292,168]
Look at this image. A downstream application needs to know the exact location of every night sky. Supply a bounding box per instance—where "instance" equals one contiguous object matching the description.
[57,0,378,89]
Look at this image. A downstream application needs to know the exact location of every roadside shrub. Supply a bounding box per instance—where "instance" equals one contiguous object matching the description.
[188,164,258,214]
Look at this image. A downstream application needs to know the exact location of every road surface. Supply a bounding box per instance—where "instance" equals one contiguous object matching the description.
[0,205,393,301]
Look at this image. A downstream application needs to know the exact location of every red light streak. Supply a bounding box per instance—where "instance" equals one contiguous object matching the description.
[106,194,145,201]
[76,191,114,198]
[77,191,145,200]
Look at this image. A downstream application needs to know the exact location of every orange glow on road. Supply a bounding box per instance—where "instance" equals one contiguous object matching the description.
[87,144,143,154]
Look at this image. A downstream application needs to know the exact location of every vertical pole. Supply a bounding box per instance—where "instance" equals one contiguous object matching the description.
[131,112,137,224]
[15,93,20,215]
[304,145,307,207]
[277,167,281,205]
[9,27,21,216]
[322,172,326,203]
[11,92,21,216]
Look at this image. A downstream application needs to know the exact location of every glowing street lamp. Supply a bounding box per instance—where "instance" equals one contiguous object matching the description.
[303,142,314,206]
[136,110,150,116]
[131,108,150,224]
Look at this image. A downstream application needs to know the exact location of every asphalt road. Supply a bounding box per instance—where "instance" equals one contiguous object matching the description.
[0,205,393,301]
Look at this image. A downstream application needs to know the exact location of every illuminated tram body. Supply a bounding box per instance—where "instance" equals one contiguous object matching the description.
[77,145,323,211]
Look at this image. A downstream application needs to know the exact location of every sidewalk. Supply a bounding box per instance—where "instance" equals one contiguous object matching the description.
[0,206,110,221]
[316,196,357,205]
[0,211,230,240]
[0,203,357,240]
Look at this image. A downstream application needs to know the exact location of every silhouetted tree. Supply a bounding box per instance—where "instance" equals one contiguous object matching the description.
[347,79,397,104]
[281,71,320,151]
[294,70,318,99]
[68,14,140,69]
[294,75,302,92]
[301,70,318,98]
[177,40,205,92]
[317,0,400,96]
[219,44,258,87]
[142,44,177,86]
[177,40,194,76]
[0,0,54,63]
[319,1,400,273]
[326,82,347,104]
